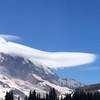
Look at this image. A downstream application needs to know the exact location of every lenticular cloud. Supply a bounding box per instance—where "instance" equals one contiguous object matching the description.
[36,52,96,68]
[0,34,97,69]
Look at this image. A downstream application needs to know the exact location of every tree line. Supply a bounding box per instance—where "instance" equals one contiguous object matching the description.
[5,88,100,100]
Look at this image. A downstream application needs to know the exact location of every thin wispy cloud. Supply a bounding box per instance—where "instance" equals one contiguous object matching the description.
[0,34,97,69]
[0,34,21,41]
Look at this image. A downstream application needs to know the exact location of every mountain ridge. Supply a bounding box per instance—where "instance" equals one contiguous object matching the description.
[0,53,82,99]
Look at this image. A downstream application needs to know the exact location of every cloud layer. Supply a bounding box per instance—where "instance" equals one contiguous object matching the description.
[0,34,97,69]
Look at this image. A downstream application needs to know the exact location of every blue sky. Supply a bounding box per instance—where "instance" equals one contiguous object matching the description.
[0,0,100,84]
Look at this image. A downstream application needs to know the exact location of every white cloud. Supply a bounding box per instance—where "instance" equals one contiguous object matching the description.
[0,34,97,69]
[34,52,96,69]
[0,34,20,41]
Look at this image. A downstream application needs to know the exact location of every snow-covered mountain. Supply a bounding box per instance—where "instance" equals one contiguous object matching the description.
[0,53,73,99]
[75,84,100,93]
[0,36,85,99]
[58,78,83,89]
[0,52,83,99]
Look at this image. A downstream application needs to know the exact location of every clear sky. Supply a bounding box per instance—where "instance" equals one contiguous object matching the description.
[0,0,100,84]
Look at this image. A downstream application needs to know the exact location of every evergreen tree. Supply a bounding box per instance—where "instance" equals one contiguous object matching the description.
[37,93,41,100]
[24,96,28,100]
[4,88,100,100]
[18,96,20,100]
[48,88,58,100]
[46,93,49,100]
[28,91,32,100]
[5,90,14,100]
[32,90,37,100]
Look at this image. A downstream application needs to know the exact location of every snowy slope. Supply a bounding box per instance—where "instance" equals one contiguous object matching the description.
[58,78,83,89]
[0,53,72,99]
